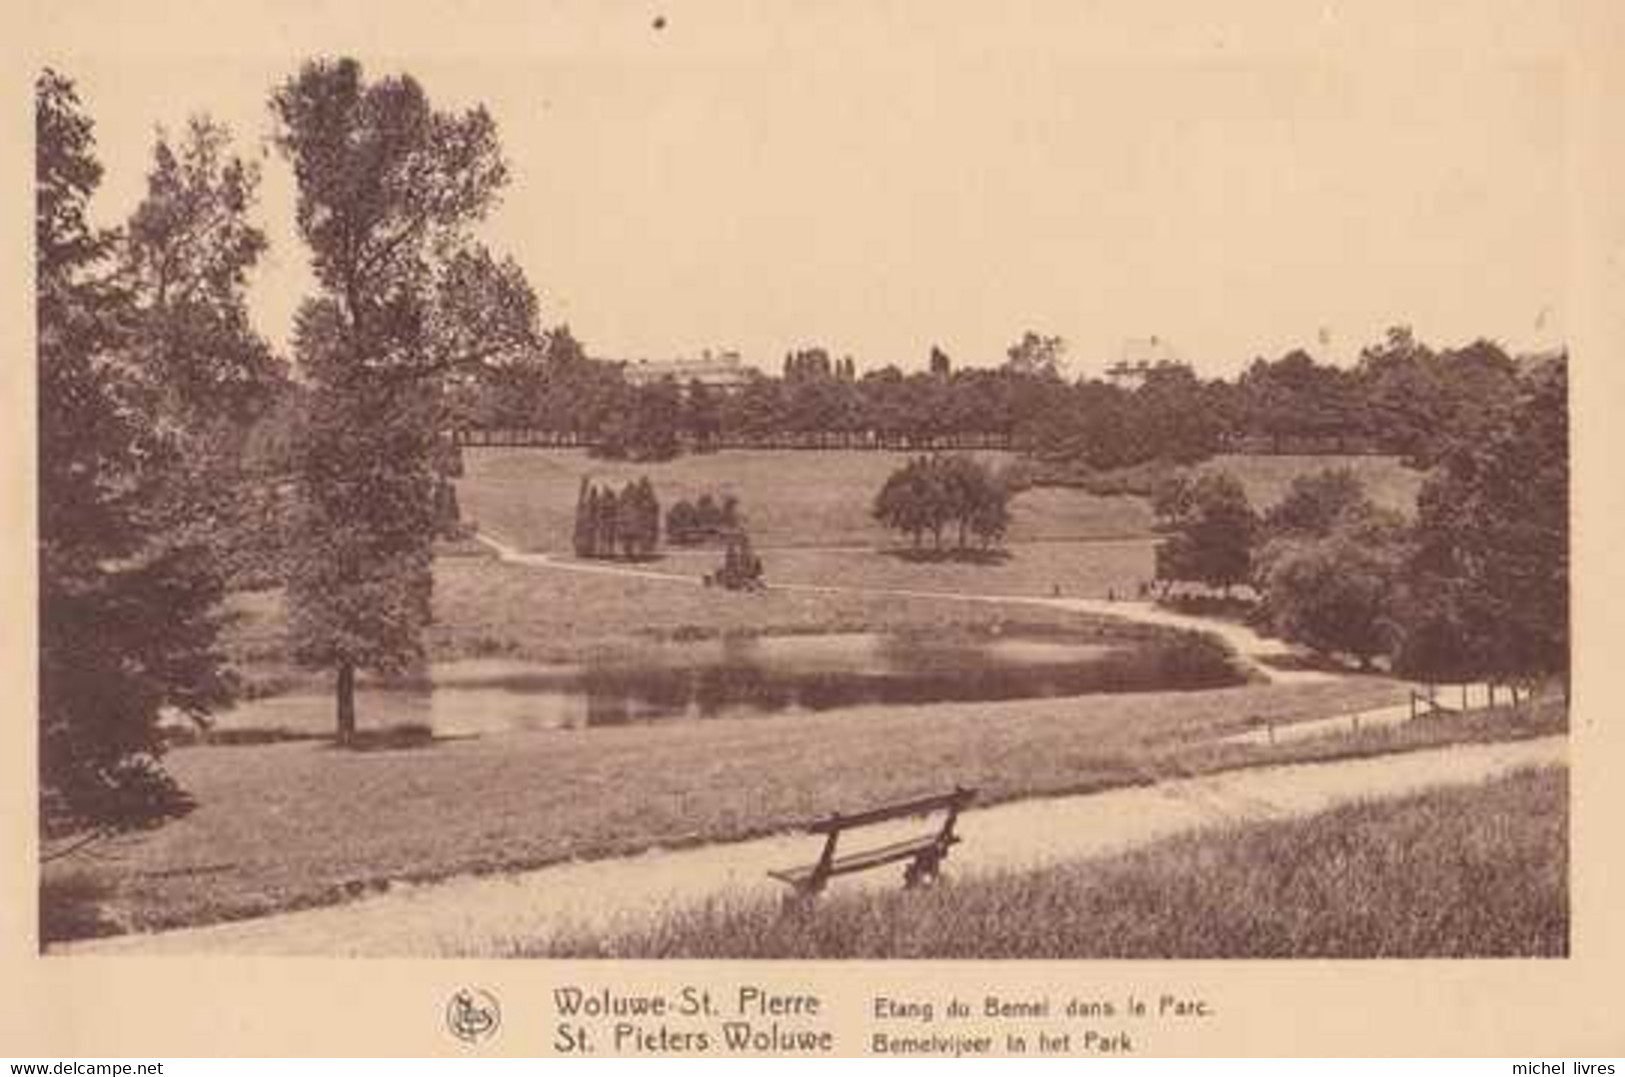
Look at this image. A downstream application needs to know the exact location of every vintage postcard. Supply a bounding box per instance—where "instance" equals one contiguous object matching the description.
[2,0,1622,1058]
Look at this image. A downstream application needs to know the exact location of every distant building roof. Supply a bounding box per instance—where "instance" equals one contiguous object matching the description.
[1107,336,1181,383]
[620,349,754,388]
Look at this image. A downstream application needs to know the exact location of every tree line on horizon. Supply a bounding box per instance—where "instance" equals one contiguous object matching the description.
[444,326,1545,472]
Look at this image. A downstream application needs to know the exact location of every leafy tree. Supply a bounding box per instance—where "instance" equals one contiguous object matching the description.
[713,532,765,590]
[873,455,1011,554]
[615,481,643,558]
[123,116,291,588]
[637,477,662,555]
[545,323,588,366]
[124,117,283,426]
[1396,358,1568,690]
[1132,362,1224,463]
[597,487,620,557]
[1004,331,1067,379]
[967,475,1013,548]
[1263,468,1373,539]
[1238,348,1361,452]
[1353,327,1519,466]
[573,477,596,556]
[725,374,789,440]
[629,378,683,460]
[683,379,721,451]
[1153,471,1257,595]
[609,478,660,558]
[37,70,237,837]
[667,491,740,545]
[1258,509,1408,668]
[271,58,536,743]
[874,457,941,548]
[666,499,700,545]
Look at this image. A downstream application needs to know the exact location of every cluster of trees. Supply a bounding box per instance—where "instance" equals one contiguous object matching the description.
[38,55,548,842]
[1152,473,1257,596]
[37,73,291,836]
[1154,356,1569,687]
[666,492,741,546]
[448,326,1534,474]
[1251,471,1411,668]
[572,477,661,560]
[784,347,857,382]
[872,455,1014,554]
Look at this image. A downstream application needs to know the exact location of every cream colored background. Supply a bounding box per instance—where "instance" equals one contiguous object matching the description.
[1,0,1621,1057]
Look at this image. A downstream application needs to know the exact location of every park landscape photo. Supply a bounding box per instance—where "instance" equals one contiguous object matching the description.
[35,29,1569,960]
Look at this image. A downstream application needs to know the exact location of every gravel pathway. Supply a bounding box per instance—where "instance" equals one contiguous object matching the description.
[56,735,1565,957]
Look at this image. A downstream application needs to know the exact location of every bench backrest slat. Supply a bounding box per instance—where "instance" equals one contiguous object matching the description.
[805,786,976,834]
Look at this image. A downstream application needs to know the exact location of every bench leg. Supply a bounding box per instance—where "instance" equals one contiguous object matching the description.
[780,888,817,916]
[904,848,943,889]
[780,870,828,914]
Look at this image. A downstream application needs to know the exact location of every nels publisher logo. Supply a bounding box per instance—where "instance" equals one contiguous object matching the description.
[446,987,501,1045]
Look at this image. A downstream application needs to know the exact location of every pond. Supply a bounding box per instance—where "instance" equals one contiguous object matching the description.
[208,629,1244,739]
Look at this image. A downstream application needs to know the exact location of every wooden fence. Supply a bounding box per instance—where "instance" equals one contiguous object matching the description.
[449,428,1030,452]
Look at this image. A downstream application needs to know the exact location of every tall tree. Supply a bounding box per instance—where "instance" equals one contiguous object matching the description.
[683,378,721,451]
[1004,331,1067,379]
[1152,472,1257,596]
[123,116,290,589]
[124,117,283,427]
[1258,504,1408,669]
[271,58,536,743]
[572,477,595,557]
[37,71,236,838]
[1397,357,1568,690]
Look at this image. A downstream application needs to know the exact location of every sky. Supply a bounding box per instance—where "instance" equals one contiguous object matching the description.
[48,0,1567,378]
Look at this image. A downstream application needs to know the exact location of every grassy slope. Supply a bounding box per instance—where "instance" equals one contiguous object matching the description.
[459,447,1154,552]
[1196,454,1427,517]
[450,450,1423,599]
[458,449,1425,555]
[45,676,1443,939]
[533,765,1568,959]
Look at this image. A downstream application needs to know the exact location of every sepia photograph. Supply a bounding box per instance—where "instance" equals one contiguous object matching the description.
[27,2,1575,974]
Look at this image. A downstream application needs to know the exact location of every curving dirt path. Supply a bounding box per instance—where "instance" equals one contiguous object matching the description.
[56,736,1565,957]
[472,530,1331,684]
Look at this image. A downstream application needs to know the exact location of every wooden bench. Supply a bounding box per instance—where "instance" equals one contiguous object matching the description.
[768,787,977,898]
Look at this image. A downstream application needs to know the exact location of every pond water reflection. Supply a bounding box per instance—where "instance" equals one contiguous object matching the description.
[215,629,1243,739]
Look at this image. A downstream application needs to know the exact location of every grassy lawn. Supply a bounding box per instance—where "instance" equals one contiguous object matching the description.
[458,447,1154,552]
[56,449,1486,946]
[457,449,1424,556]
[43,675,1440,941]
[661,541,1157,600]
[530,765,1568,959]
